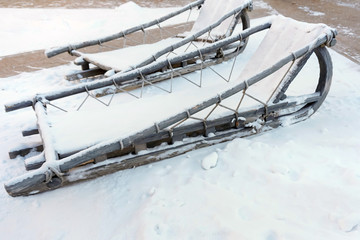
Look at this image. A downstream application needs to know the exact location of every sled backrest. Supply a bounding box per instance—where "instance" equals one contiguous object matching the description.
[190,0,250,39]
[239,16,333,102]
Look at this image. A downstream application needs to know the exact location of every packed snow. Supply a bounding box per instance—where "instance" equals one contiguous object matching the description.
[201,152,219,170]
[0,2,197,57]
[0,2,360,240]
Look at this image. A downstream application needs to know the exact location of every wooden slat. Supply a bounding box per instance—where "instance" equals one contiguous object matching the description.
[22,128,39,137]
[25,152,45,170]
[9,145,43,159]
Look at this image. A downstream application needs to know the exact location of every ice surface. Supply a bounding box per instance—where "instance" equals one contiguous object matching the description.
[48,56,251,154]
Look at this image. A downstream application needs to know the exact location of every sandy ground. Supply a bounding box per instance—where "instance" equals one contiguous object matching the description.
[0,0,358,78]
[264,0,360,64]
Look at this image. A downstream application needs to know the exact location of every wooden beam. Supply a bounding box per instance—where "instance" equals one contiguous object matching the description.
[45,0,205,58]
[9,145,43,159]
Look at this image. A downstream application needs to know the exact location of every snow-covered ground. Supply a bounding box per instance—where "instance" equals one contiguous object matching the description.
[1,3,360,240]
[0,2,197,57]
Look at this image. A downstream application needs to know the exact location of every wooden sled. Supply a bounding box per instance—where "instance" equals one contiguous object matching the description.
[45,0,253,82]
[4,16,337,197]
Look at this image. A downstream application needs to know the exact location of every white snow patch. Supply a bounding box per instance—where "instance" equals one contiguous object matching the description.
[201,152,218,170]
[298,6,325,16]
[253,0,278,14]
[336,1,360,9]
[0,3,197,57]
[337,25,357,37]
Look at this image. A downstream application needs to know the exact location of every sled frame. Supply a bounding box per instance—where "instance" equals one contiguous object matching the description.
[4,20,337,197]
[45,0,253,81]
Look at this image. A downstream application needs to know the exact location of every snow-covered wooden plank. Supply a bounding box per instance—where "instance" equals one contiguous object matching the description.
[24,152,45,170]
[34,101,59,164]
[9,144,43,159]
[4,93,322,197]
[22,128,39,137]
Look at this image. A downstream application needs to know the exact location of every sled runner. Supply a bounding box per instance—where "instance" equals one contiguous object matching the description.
[45,0,252,82]
[4,16,337,196]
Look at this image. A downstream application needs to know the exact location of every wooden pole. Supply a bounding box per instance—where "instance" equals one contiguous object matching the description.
[126,4,252,71]
[34,100,59,164]
[45,0,205,58]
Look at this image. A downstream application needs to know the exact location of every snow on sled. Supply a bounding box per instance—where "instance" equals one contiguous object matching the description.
[4,16,337,197]
[45,0,253,83]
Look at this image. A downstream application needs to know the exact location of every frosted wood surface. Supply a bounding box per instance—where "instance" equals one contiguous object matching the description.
[190,0,249,38]
[49,71,247,155]
[47,36,256,155]
[240,16,331,103]
[45,17,331,156]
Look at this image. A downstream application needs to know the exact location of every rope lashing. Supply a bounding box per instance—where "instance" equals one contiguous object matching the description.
[77,85,114,111]
[186,110,191,119]
[141,25,146,44]
[44,164,64,184]
[233,111,240,128]
[202,119,210,136]
[167,128,174,138]
[67,44,75,55]
[119,139,124,150]
[244,80,249,90]
[154,123,161,133]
